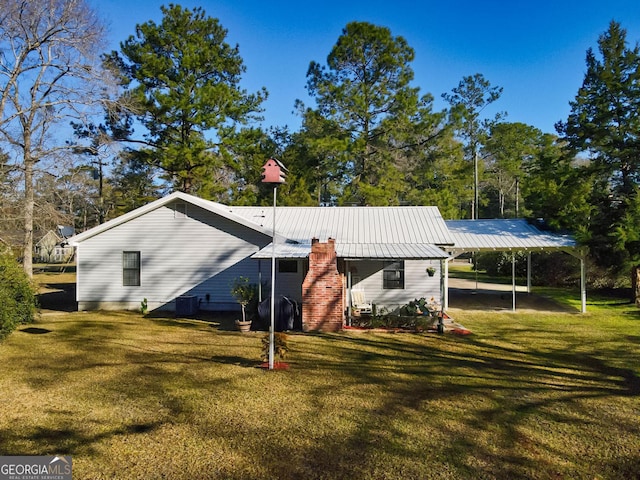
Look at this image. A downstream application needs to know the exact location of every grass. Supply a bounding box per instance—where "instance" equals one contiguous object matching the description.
[0,271,638,479]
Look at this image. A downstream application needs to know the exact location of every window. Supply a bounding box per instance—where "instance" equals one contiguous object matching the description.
[279,260,298,273]
[383,261,404,289]
[123,251,141,286]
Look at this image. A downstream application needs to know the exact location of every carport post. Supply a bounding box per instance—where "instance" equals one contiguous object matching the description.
[512,252,516,312]
[527,252,532,294]
[581,255,587,313]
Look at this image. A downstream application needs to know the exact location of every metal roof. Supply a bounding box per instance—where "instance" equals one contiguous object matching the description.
[445,219,577,253]
[251,242,450,260]
[229,206,453,245]
[69,192,578,260]
[251,241,311,259]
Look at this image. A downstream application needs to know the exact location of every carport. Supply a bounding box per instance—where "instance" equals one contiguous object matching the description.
[444,219,587,313]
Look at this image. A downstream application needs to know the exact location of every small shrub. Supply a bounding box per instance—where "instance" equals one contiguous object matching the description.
[261,332,288,362]
[0,253,38,339]
[140,298,148,315]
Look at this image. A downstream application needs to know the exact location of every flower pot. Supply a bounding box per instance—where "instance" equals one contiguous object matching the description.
[235,320,251,333]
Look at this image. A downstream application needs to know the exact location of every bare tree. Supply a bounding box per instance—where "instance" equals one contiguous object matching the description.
[0,0,110,276]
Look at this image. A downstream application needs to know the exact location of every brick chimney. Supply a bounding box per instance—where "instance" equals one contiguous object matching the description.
[302,238,344,332]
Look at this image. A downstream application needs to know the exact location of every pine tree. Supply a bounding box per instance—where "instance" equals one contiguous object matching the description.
[104,5,266,196]
[556,21,640,298]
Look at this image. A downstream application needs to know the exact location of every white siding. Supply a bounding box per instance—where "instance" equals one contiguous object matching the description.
[275,259,305,302]
[251,259,304,304]
[77,201,270,311]
[348,259,441,313]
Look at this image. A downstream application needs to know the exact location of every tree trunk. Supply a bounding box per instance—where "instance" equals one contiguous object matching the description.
[23,156,34,278]
[515,177,520,218]
[633,265,640,307]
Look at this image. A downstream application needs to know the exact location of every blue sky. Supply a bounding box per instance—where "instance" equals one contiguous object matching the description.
[92,0,640,135]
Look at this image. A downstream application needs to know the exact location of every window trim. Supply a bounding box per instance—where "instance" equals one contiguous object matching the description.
[383,260,405,290]
[123,251,141,286]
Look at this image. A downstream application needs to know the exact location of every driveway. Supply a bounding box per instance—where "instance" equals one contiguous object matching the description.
[446,277,575,313]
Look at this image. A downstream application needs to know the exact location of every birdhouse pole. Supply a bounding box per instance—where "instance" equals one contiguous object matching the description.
[261,159,287,370]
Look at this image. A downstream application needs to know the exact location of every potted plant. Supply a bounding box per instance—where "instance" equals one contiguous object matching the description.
[230,276,257,332]
[426,266,436,277]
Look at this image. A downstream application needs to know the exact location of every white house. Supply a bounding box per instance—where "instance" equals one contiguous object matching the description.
[69,191,583,329]
[68,192,452,325]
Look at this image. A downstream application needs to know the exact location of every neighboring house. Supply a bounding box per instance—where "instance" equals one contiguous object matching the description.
[35,226,75,263]
[68,192,453,329]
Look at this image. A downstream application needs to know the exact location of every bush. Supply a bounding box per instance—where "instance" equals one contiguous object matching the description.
[261,332,288,362]
[475,251,528,277]
[0,253,38,339]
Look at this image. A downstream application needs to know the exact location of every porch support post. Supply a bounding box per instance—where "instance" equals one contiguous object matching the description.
[512,251,516,312]
[527,252,532,294]
[443,258,449,311]
[258,260,262,302]
[440,258,449,311]
[346,264,352,326]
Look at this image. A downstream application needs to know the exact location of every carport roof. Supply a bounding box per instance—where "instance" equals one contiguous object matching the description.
[445,219,577,254]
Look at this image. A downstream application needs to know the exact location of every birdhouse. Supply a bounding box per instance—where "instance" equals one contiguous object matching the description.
[261,158,287,185]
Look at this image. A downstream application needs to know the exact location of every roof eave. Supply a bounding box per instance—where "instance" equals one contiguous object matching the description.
[68,192,280,245]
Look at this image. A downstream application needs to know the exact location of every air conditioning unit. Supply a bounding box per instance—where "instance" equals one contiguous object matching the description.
[176,295,199,316]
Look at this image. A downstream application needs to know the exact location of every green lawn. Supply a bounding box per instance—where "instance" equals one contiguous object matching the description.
[1,296,639,478]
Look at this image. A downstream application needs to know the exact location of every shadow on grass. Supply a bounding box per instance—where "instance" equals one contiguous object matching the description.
[255,329,640,479]
[209,354,260,368]
[37,283,77,312]
[146,310,240,331]
[5,311,639,479]
[0,421,163,456]
[19,327,52,334]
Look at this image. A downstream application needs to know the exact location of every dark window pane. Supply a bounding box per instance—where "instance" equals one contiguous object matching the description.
[383,261,404,289]
[123,251,140,286]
